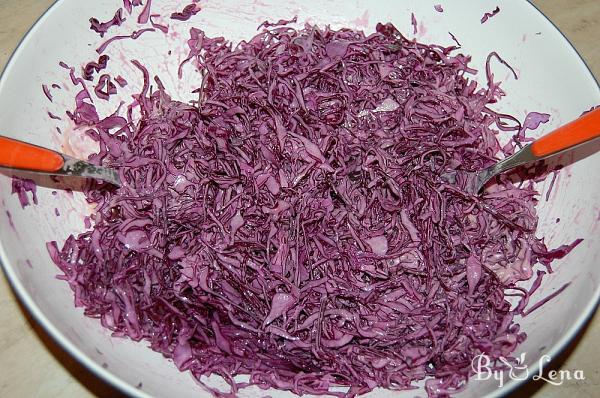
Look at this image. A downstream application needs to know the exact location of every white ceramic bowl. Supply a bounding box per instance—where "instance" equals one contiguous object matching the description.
[0,1,598,397]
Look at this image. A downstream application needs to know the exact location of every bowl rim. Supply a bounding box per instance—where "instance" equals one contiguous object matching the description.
[0,1,598,398]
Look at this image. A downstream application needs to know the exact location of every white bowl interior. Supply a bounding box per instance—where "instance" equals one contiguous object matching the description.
[0,1,598,397]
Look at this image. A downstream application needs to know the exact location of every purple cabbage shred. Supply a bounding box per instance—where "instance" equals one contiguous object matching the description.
[170,3,201,21]
[481,7,500,24]
[123,0,142,14]
[12,177,38,208]
[137,0,152,24]
[115,75,128,87]
[96,28,156,54]
[42,84,53,102]
[94,74,118,100]
[46,20,583,398]
[90,8,126,37]
[48,111,62,120]
[149,14,169,34]
[83,55,110,81]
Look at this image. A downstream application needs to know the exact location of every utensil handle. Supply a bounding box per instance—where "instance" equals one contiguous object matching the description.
[0,136,64,172]
[530,107,600,158]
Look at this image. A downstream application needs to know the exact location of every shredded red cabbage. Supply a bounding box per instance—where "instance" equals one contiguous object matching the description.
[59,61,99,126]
[523,112,551,131]
[42,84,53,102]
[115,75,128,87]
[149,14,169,34]
[89,8,126,37]
[123,0,142,15]
[170,3,201,21]
[411,12,418,34]
[48,111,62,120]
[83,55,110,81]
[94,74,118,100]
[521,281,571,316]
[96,27,156,54]
[12,177,38,208]
[515,112,551,143]
[137,0,152,24]
[481,7,501,24]
[45,19,583,398]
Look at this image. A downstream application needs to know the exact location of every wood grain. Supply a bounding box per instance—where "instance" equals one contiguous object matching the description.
[0,1,598,397]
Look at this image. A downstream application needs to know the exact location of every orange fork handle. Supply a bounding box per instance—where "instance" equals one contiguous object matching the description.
[0,136,64,172]
[531,107,600,158]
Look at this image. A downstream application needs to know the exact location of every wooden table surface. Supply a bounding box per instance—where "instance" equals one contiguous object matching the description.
[1,1,599,397]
